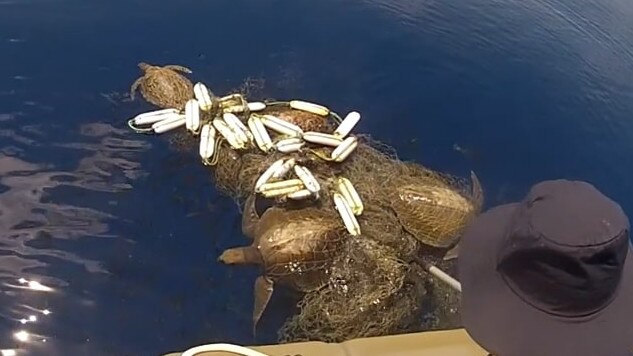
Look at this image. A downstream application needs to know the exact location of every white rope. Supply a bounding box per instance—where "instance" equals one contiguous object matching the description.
[426,264,462,292]
[181,343,271,356]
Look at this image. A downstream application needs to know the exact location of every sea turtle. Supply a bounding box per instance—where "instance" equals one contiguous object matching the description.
[130,62,194,110]
[389,171,484,249]
[263,107,332,132]
[218,194,347,332]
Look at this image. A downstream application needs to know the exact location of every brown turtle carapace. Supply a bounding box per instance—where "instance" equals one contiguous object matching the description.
[130,62,194,110]
[218,194,348,334]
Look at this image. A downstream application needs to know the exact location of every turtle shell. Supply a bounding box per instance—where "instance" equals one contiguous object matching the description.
[391,182,478,248]
[134,65,194,110]
[219,196,348,331]
[254,206,347,291]
[262,107,332,133]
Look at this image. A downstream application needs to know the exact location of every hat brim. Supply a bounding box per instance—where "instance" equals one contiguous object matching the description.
[458,203,633,356]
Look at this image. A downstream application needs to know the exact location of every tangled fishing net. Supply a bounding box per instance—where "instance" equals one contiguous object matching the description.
[147,78,481,344]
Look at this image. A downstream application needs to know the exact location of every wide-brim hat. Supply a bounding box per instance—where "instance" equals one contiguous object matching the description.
[458,179,633,356]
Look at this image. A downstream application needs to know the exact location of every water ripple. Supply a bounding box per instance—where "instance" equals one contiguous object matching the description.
[0,120,149,354]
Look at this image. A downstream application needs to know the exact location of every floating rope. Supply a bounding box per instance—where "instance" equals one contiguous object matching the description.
[127,117,159,134]
[181,343,271,356]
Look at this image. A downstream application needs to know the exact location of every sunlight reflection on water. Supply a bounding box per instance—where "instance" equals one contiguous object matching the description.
[0,119,150,355]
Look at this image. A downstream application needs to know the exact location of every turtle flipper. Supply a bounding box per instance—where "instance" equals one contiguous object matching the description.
[443,243,460,261]
[242,194,276,239]
[164,65,192,74]
[470,170,484,213]
[130,78,143,100]
[252,276,274,336]
[242,194,259,239]
[443,172,483,262]
[218,246,262,265]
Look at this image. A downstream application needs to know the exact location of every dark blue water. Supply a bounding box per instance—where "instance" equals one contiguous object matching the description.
[1,0,632,355]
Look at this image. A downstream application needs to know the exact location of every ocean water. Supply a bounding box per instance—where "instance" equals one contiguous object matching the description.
[1,0,632,355]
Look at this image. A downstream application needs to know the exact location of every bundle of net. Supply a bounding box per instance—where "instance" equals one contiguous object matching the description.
[325,134,483,332]
[162,85,482,341]
[278,235,427,343]
[232,134,420,243]
[162,133,476,343]
[206,107,343,206]
[275,135,481,342]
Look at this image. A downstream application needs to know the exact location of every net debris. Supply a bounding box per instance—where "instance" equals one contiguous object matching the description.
[125,63,484,343]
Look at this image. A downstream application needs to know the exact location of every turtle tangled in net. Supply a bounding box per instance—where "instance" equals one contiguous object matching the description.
[126,68,485,343]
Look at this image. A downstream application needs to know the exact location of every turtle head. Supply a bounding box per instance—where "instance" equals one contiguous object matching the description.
[138,62,153,72]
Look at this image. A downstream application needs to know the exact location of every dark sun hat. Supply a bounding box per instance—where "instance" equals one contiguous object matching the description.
[458,179,633,356]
